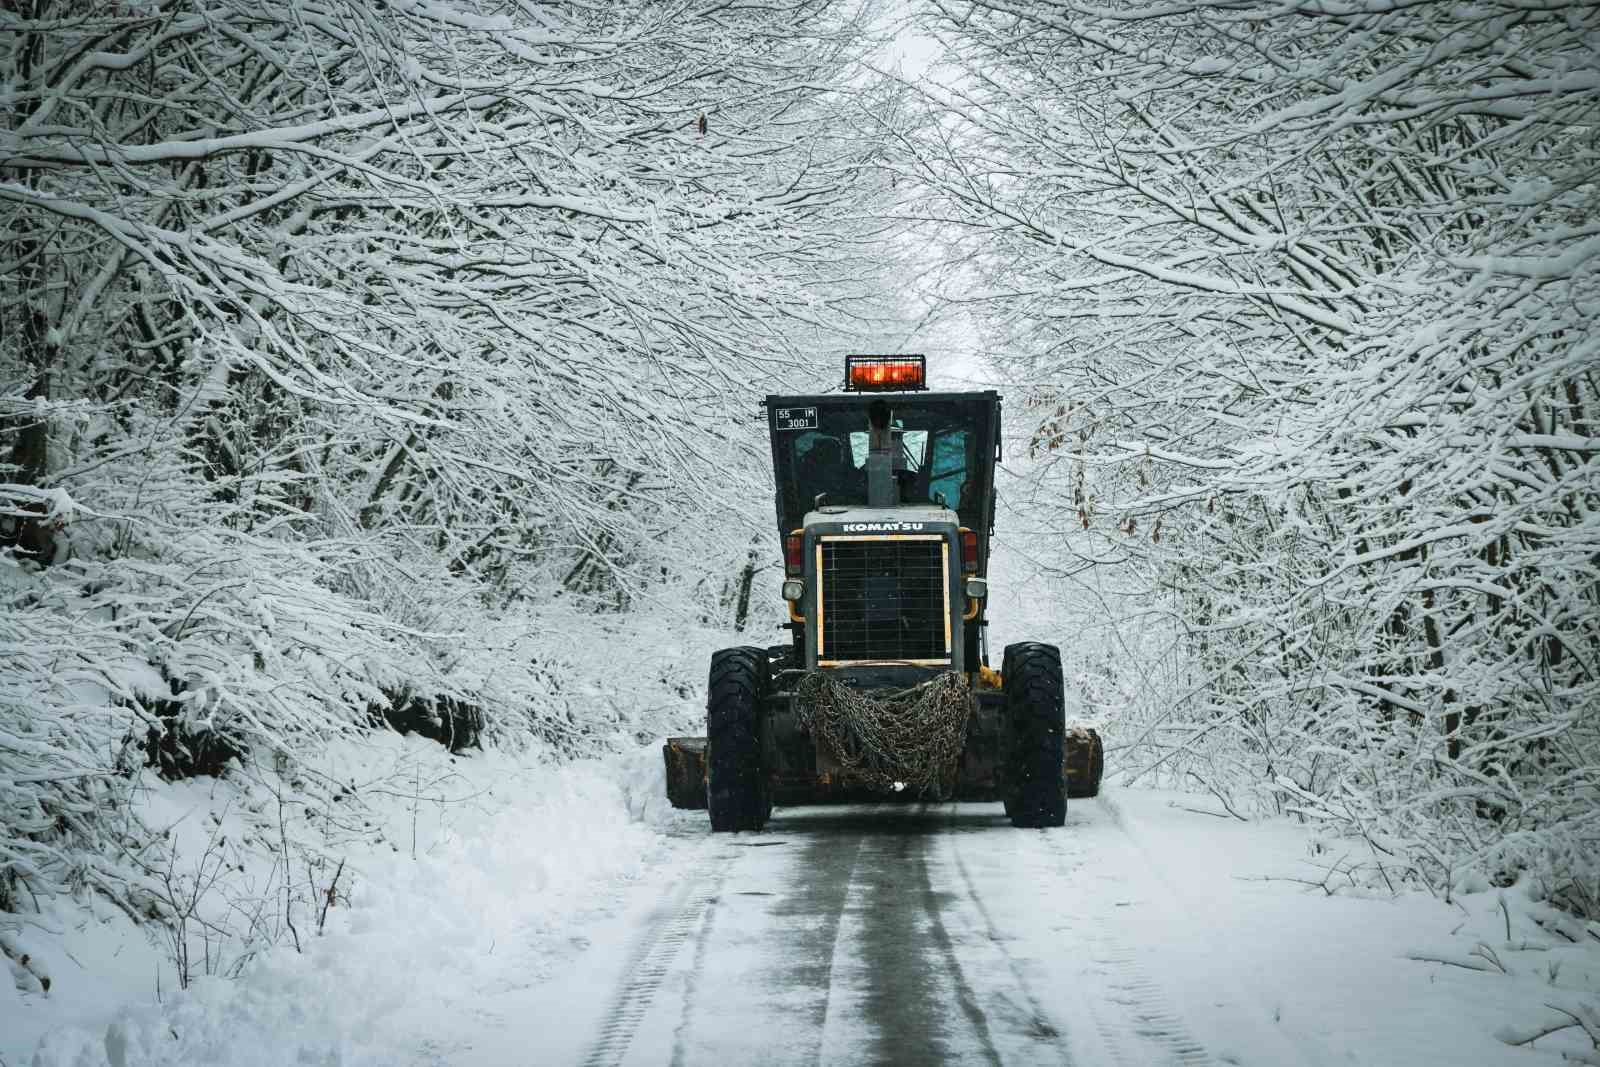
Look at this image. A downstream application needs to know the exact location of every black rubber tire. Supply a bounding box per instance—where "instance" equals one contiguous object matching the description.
[707,646,770,832]
[1002,642,1067,828]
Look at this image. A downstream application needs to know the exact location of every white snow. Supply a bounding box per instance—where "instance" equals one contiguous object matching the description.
[6,735,673,1067]
[8,758,1598,1066]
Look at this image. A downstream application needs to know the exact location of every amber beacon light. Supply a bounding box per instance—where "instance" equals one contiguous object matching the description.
[844,354,927,392]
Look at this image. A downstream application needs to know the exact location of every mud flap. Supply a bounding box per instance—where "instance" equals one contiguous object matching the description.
[663,736,708,809]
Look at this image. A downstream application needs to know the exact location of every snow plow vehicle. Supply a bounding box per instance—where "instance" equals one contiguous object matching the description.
[664,355,1103,831]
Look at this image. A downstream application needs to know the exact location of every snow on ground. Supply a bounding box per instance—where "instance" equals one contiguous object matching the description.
[1093,789,1600,1066]
[4,734,676,1067]
[5,744,1599,1066]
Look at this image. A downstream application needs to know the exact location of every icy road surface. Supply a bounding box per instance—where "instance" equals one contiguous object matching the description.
[415,790,1549,1067]
[580,800,1262,1067]
[19,750,1600,1066]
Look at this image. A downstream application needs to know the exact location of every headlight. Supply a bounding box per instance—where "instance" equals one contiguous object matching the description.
[781,579,805,602]
[964,577,988,599]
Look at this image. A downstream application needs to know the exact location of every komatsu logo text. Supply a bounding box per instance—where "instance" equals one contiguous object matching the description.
[841,522,926,532]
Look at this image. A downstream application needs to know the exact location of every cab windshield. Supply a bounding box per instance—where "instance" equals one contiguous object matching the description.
[768,397,993,534]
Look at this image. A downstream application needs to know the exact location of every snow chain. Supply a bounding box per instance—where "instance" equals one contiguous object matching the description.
[793,671,974,798]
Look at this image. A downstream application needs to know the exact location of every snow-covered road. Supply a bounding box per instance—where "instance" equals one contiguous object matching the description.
[405,797,1263,1065]
[405,792,1537,1067]
[18,750,1598,1067]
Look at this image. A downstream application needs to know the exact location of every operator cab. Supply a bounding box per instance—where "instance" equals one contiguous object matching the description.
[768,356,1000,562]
[766,356,1001,684]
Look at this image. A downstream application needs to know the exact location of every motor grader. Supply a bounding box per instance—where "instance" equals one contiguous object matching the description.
[664,355,1103,830]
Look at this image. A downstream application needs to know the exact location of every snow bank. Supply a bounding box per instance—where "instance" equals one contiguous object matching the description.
[1100,787,1600,1066]
[10,734,674,1067]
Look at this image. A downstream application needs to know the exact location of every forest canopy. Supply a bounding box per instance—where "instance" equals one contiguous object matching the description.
[2,0,1597,931]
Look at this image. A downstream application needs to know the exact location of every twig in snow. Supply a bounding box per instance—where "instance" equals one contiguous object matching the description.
[277,790,300,954]
[1238,872,1339,897]
[1471,942,1508,974]
[1499,1001,1600,1056]
[1172,804,1233,819]
[1202,781,1249,821]
[1405,952,1495,972]
[317,858,345,935]
[1317,851,1353,896]
[1533,917,1577,944]
[411,762,421,859]
[361,784,491,804]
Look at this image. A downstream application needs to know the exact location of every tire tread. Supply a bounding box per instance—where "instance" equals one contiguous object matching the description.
[1002,641,1067,828]
[707,646,769,832]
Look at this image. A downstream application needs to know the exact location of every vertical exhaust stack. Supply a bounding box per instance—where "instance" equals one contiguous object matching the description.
[864,399,897,508]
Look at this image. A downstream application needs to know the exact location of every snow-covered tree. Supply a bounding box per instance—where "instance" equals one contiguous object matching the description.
[1,0,910,916]
[910,0,1600,913]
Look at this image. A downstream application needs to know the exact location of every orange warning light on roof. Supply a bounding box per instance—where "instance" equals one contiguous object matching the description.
[844,354,927,392]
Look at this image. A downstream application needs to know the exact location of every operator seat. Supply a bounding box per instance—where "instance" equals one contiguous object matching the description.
[798,435,862,505]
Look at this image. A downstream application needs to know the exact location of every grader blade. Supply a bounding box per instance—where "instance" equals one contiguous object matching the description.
[664,724,1103,809]
[1064,726,1105,799]
[663,736,708,810]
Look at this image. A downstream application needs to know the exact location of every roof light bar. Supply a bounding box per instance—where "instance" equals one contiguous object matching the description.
[844,354,926,393]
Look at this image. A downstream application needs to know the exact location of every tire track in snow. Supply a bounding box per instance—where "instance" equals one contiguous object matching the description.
[1079,938,1211,1067]
[781,813,866,1062]
[1086,791,1320,1067]
[669,813,868,1065]
[909,804,1004,1065]
[1037,807,1214,1067]
[814,805,1005,1065]
[939,808,1077,1065]
[580,838,723,1067]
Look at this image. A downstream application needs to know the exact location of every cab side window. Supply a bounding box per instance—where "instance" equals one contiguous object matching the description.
[928,429,970,512]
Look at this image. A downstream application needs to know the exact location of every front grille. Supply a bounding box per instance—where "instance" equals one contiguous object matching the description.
[817,537,949,665]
